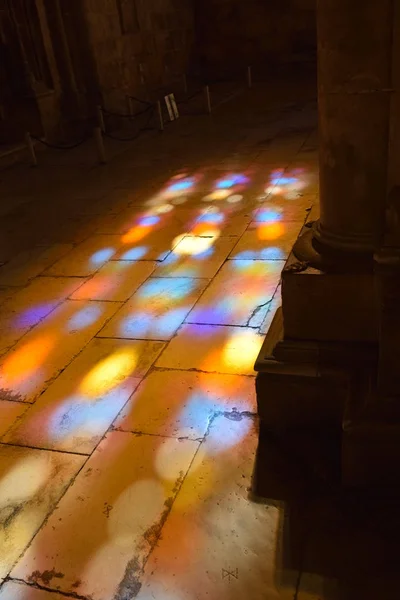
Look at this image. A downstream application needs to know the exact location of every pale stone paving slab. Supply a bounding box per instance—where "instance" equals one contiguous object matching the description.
[0,444,84,584]
[98,277,209,341]
[71,260,156,302]
[0,401,27,437]
[3,337,164,453]
[156,323,263,376]
[0,277,87,355]
[259,284,282,335]
[229,222,303,261]
[0,245,74,287]
[0,300,120,403]
[11,431,199,600]
[135,416,297,600]
[0,581,67,599]
[43,235,124,277]
[186,260,282,326]
[153,236,237,278]
[114,370,256,439]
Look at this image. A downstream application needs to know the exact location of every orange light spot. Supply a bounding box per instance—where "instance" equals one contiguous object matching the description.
[258,222,285,240]
[2,335,55,385]
[191,223,219,237]
[122,226,150,244]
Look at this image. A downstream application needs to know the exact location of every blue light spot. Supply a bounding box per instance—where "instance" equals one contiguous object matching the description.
[120,311,152,338]
[195,246,215,260]
[270,176,297,186]
[90,248,115,265]
[233,251,253,261]
[156,308,189,336]
[257,210,283,223]
[260,247,285,260]
[169,180,194,192]
[120,247,147,260]
[198,213,224,224]
[67,305,103,332]
[137,216,159,227]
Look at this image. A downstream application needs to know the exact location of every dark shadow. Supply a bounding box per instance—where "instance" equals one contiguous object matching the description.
[252,424,400,599]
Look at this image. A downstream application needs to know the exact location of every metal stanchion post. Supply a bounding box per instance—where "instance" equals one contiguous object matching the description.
[126,95,134,115]
[97,105,105,132]
[247,66,253,89]
[93,127,106,164]
[204,85,211,114]
[157,100,164,132]
[25,132,37,167]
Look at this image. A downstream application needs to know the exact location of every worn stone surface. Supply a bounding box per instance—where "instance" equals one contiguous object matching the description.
[186,260,282,326]
[71,260,156,302]
[156,323,264,375]
[3,338,163,453]
[98,277,209,340]
[0,581,67,599]
[11,431,199,600]
[136,416,297,599]
[115,370,256,438]
[0,82,322,596]
[0,444,84,583]
[0,300,120,403]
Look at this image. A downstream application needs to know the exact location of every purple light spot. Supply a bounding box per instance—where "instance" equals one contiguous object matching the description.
[138,216,159,227]
[67,305,103,332]
[15,303,56,328]
[169,180,194,192]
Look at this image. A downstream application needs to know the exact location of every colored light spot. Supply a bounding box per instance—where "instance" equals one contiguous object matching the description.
[169,179,194,193]
[222,330,262,371]
[198,212,224,224]
[203,190,230,201]
[258,222,285,240]
[153,204,174,214]
[68,305,103,331]
[90,248,115,265]
[171,196,188,205]
[260,247,285,260]
[2,335,55,386]
[122,225,151,244]
[216,174,248,189]
[1,455,52,504]
[227,194,243,204]
[155,438,198,481]
[191,222,220,237]
[79,348,137,398]
[137,215,160,227]
[15,303,55,328]
[119,246,147,260]
[172,236,214,256]
[256,209,283,223]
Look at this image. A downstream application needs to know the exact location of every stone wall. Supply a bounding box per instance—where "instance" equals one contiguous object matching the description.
[84,0,195,111]
[194,0,316,76]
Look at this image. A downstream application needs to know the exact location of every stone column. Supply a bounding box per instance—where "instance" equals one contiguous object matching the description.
[300,0,393,258]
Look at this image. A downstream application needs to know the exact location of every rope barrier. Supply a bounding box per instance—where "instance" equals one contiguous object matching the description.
[100,104,153,119]
[127,95,153,106]
[101,106,156,141]
[30,134,90,150]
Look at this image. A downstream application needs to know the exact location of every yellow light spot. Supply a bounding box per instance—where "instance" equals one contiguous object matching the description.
[258,222,285,240]
[153,204,174,214]
[191,223,219,237]
[173,236,214,256]
[203,190,230,201]
[79,349,137,398]
[2,335,55,386]
[222,331,262,371]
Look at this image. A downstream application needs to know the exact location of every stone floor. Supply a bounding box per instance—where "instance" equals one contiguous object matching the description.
[0,78,396,600]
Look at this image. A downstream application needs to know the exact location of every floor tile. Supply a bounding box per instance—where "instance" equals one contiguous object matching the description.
[0,444,84,583]
[0,581,67,599]
[187,260,282,326]
[0,300,120,403]
[0,245,73,286]
[111,225,185,262]
[115,370,256,439]
[11,431,199,600]
[3,338,163,453]
[153,237,237,278]
[0,401,27,438]
[136,416,297,600]
[71,261,155,302]
[259,285,281,334]
[0,277,86,354]
[44,235,123,277]
[253,196,313,223]
[229,222,302,261]
[98,277,209,341]
[156,324,263,375]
